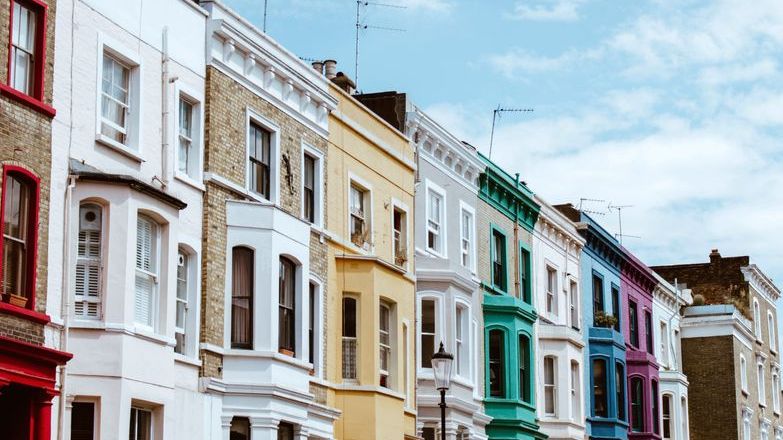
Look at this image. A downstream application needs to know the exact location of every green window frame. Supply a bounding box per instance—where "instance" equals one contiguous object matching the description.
[490,225,508,293]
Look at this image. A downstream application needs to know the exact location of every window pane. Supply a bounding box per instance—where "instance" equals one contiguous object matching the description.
[278,257,296,353]
[342,297,357,379]
[231,247,253,348]
[249,123,271,198]
[421,300,435,367]
[489,330,505,397]
[2,173,30,299]
[616,363,625,420]
[519,335,529,402]
[71,402,95,440]
[304,155,315,222]
[592,359,608,418]
[229,417,250,440]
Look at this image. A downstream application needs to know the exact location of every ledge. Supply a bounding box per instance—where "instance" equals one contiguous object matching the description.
[0,84,56,118]
[0,302,50,324]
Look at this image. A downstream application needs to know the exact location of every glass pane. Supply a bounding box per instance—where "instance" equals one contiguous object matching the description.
[342,298,356,337]
[421,300,435,333]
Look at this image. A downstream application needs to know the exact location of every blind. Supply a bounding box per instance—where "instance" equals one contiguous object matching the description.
[75,205,102,319]
[134,216,156,327]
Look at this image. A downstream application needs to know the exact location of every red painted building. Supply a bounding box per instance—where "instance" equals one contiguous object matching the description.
[0,0,71,438]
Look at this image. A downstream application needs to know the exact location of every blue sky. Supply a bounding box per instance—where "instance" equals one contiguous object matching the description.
[227,0,783,308]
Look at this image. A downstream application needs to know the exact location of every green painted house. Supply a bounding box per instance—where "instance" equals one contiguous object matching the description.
[477,154,546,440]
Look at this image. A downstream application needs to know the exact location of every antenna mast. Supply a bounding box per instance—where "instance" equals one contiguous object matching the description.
[355,1,406,87]
[263,0,268,32]
[608,204,635,244]
[488,105,534,159]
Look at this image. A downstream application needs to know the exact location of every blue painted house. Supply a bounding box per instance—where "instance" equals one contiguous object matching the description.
[556,204,628,440]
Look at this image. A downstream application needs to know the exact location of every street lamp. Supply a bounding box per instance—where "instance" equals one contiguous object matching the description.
[431,342,454,440]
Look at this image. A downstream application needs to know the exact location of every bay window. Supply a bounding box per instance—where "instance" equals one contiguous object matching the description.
[231,246,253,349]
[74,203,102,318]
[616,362,625,420]
[519,334,530,402]
[129,407,152,440]
[175,249,189,354]
[134,214,159,328]
[630,377,644,432]
[570,361,580,419]
[652,380,660,435]
[278,257,296,355]
[455,306,466,376]
[662,394,672,440]
[230,417,250,440]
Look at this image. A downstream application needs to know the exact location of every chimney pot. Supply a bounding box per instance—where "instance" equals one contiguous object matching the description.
[331,71,356,94]
[312,60,324,74]
[709,248,721,263]
[324,59,337,79]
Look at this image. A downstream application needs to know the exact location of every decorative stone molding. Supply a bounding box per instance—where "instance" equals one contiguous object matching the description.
[742,264,781,305]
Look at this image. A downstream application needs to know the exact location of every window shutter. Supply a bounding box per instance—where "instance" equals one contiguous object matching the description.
[75,206,102,319]
[134,216,155,326]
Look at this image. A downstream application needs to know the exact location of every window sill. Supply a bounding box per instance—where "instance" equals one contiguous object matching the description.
[742,388,749,396]
[174,172,205,192]
[174,353,202,368]
[424,247,447,259]
[0,302,50,324]
[0,84,56,118]
[96,134,144,162]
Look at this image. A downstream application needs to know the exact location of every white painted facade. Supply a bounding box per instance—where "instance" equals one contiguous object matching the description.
[197,2,339,439]
[47,0,209,439]
[652,273,692,440]
[531,199,586,440]
[407,102,491,439]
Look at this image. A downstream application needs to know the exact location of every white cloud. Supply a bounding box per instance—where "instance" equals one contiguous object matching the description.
[486,48,598,77]
[506,0,586,22]
[699,59,778,86]
[399,0,454,12]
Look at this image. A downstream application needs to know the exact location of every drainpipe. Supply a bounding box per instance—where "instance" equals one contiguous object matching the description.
[159,27,171,188]
[57,175,77,439]
[513,173,520,299]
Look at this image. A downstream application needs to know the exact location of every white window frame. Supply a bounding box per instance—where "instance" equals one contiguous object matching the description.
[245,108,281,203]
[543,355,557,416]
[390,198,410,269]
[773,369,780,414]
[418,294,442,372]
[569,278,579,330]
[379,301,393,388]
[458,201,476,272]
[660,321,669,368]
[759,360,767,407]
[342,295,360,381]
[174,83,204,186]
[454,300,471,380]
[769,311,777,353]
[545,264,558,316]
[74,202,105,320]
[133,213,161,332]
[9,1,37,96]
[347,173,373,251]
[754,299,763,341]
[301,143,325,227]
[424,179,447,257]
[741,354,749,393]
[309,278,324,376]
[129,406,153,440]
[570,360,581,420]
[95,35,143,161]
[175,245,199,358]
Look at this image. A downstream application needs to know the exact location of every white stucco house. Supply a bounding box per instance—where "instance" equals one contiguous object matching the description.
[532,198,586,440]
[47,0,209,438]
[652,272,692,440]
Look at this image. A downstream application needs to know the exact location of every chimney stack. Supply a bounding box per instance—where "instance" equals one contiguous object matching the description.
[311,60,324,75]
[324,60,337,79]
[709,248,721,263]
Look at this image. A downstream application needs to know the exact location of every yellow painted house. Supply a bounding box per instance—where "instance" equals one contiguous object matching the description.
[325,82,418,440]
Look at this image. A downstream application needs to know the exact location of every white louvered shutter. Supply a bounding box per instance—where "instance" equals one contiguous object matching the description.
[134,215,156,327]
[74,205,102,318]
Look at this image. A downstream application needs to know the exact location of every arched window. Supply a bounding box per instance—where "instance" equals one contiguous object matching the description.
[379,302,392,388]
[769,312,777,350]
[278,256,296,355]
[455,305,468,377]
[75,203,103,318]
[544,355,557,415]
[229,417,250,440]
[630,377,645,432]
[662,394,673,440]
[342,297,358,379]
[231,246,253,349]
[175,247,195,355]
[518,334,531,403]
[592,359,608,418]
[741,355,748,392]
[682,397,689,440]
[488,329,505,398]
[1,168,39,308]
[134,214,159,328]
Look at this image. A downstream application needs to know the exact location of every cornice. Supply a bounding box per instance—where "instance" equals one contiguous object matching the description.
[534,200,585,255]
[741,264,781,304]
[205,9,336,137]
[406,108,483,191]
[477,154,540,232]
[579,223,623,271]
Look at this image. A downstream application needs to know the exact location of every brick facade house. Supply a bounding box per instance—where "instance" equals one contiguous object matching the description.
[0,0,72,439]
[654,250,783,440]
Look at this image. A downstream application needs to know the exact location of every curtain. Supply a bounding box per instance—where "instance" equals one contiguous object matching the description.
[231,247,253,348]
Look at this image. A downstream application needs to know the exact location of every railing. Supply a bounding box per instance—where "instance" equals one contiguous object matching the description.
[342,337,357,379]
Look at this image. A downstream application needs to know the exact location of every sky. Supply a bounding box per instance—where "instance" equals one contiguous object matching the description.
[226,0,783,321]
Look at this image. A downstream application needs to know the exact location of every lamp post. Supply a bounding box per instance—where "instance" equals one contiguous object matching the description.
[431,342,454,440]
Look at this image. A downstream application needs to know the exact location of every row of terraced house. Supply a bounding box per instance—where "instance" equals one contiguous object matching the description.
[0,1,780,439]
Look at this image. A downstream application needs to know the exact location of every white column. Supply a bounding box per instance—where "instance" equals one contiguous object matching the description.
[220,415,233,440]
[250,417,280,440]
